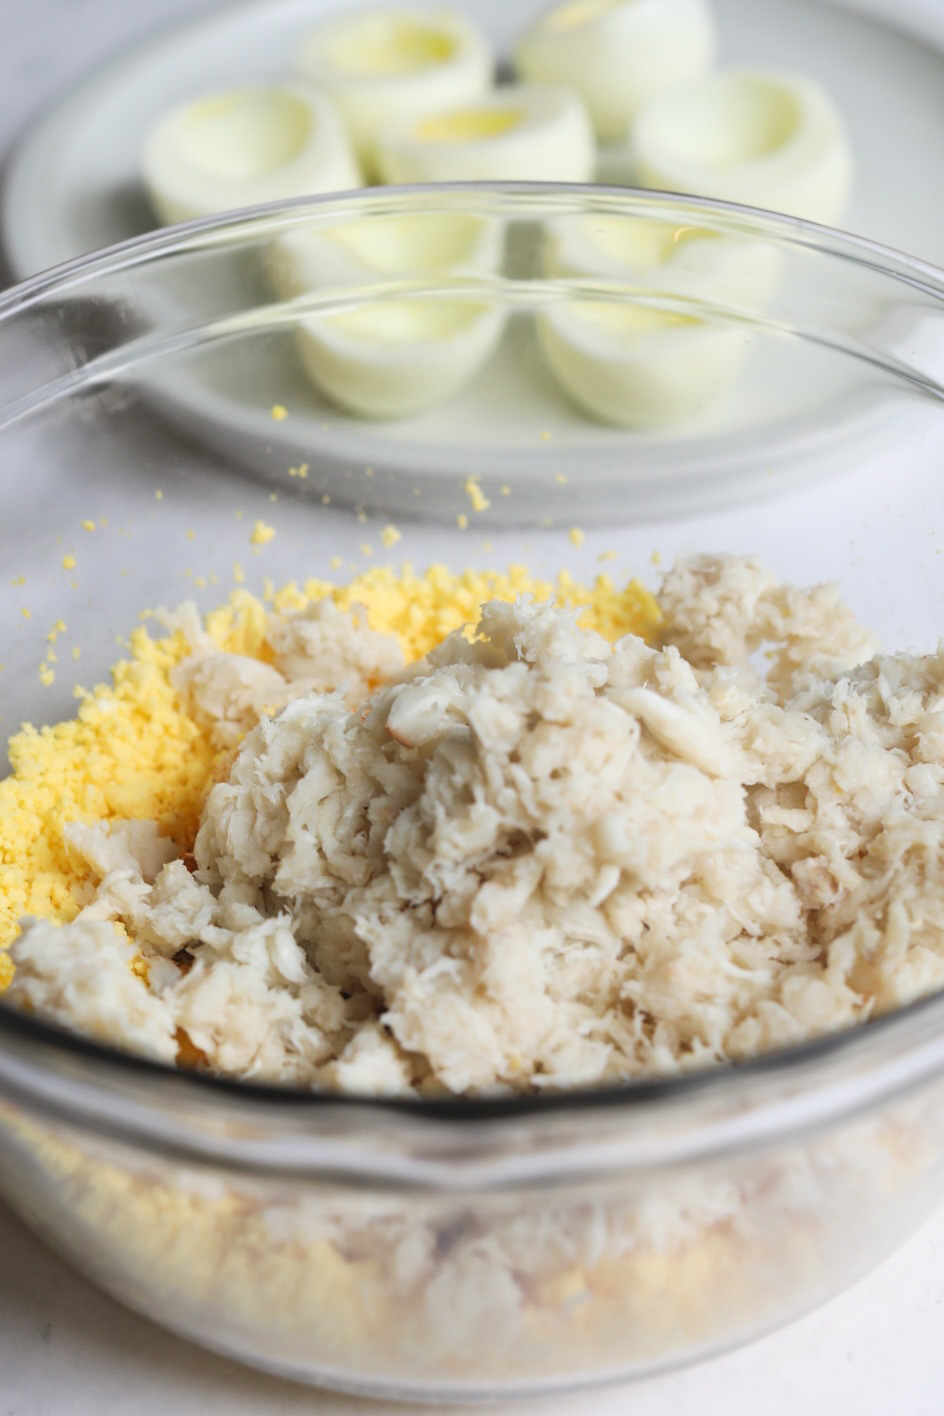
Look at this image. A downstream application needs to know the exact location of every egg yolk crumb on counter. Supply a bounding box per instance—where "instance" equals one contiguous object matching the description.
[0,561,660,986]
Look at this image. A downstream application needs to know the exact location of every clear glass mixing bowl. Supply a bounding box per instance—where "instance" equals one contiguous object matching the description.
[2,184,944,1402]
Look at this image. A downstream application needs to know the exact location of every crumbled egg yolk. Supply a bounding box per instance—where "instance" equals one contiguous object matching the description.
[464,476,491,512]
[0,564,660,983]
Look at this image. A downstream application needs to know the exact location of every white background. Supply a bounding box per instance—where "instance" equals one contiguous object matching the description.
[3,1,944,1412]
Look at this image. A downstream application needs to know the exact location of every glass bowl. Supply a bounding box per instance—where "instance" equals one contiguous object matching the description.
[2,183,944,1403]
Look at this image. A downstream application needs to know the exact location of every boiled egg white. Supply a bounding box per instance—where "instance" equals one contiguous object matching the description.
[545,212,782,311]
[633,70,853,225]
[268,207,503,293]
[292,296,506,420]
[374,84,595,185]
[294,6,493,180]
[269,208,505,419]
[142,82,361,225]
[538,215,765,426]
[539,299,749,426]
[514,0,716,142]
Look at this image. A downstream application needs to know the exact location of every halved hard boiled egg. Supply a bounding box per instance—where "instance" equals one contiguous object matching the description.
[374,84,595,185]
[544,213,782,313]
[538,215,764,426]
[268,208,505,418]
[268,208,503,294]
[633,70,853,225]
[514,0,716,141]
[293,297,506,420]
[142,82,361,226]
[539,299,750,426]
[294,6,493,179]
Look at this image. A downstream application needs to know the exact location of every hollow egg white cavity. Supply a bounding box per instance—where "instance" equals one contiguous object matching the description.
[294,6,493,179]
[544,212,783,312]
[142,82,361,225]
[538,215,761,426]
[293,297,506,420]
[267,208,503,294]
[539,299,750,426]
[374,85,595,185]
[268,208,506,419]
[633,70,853,225]
[514,0,716,142]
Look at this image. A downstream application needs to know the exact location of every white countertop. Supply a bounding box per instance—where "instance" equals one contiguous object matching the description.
[3,1,944,1411]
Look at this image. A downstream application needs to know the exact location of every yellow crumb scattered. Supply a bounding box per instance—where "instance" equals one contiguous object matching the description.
[569,527,585,548]
[650,550,662,567]
[500,486,511,497]
[464,477,491,513]
[20,608,31,620]
[357,511,368,525]
[81,520,96,533]
[330,556,342,571]
[186,530,196,542]
[360,543,374,558]
[250,521,276,547]
[554,473,568,485]
[457,514,469,531]
[38,664,55,687]
[380,526,401,549]
[155,490,164,501]
[540,430,551,442]
[10,575,25,587]
[194,578,207,590]
[364,466,374,478]
[232,562,245,585]
[99,519,108,529]
[72,647,81,660]
[322,495,331,506]
[61,555,76,571]
[47,621,67,643]
[598,550,617,563]
[270,404,288,421]
[269,495,278,503]
[288,464,309,480]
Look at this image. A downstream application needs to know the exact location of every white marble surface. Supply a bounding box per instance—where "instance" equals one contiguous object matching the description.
[3,1,944,1412]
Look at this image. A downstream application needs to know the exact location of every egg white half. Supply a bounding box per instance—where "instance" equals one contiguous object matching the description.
[514,0,716,141]
[295,298,506,419]
[633,69,853,225]
[374,84,595,185]
[294,6,493,180]
[142,82,361,225]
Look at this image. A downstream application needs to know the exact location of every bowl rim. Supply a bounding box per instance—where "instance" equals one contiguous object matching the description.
[6,177,944,318]
[3,180,944,1173]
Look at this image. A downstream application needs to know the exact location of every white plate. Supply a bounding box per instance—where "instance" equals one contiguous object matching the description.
[3,0,944,526]
[5,0,944,276]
